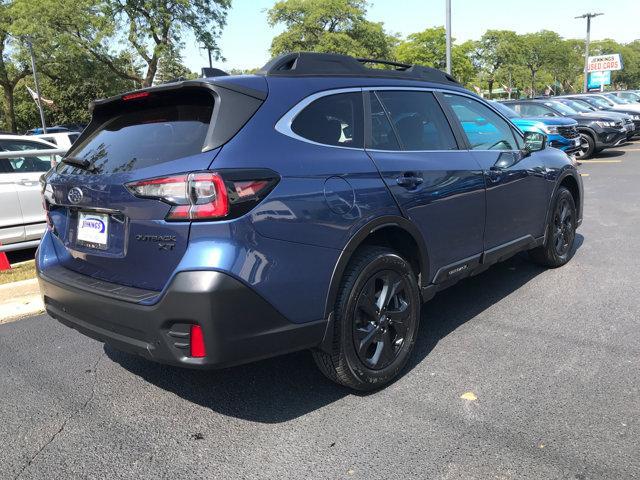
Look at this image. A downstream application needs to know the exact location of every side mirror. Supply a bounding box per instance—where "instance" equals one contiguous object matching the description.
[523,131,546,153]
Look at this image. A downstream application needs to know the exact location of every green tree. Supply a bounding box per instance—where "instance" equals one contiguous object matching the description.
[13,0,230,87]
[560,38,587,93]
[267,0,395,59]
[0,1,31,132]
[394,27,475,85]
[519,31,564,97]
[473,30,521,99]
[154,44,196,84]
[621,40,640,88]
[12,52,137,132]
[109,0,230,86]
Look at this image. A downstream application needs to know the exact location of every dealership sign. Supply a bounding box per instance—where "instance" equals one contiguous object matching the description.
[587,54,623,72]
[587,71,611,89]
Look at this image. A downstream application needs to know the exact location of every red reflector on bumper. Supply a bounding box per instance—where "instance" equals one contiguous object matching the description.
[190,325,206,358]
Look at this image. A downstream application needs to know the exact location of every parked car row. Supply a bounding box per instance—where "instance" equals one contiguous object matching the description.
[497,91,640,159]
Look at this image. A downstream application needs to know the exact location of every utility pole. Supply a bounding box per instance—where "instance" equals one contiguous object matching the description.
[199,45,213,69]
[445,0,452,75]
[26,38,47,134]
[575,12,603,93]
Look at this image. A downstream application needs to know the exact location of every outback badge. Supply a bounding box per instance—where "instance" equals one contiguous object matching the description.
[135,234,177,251]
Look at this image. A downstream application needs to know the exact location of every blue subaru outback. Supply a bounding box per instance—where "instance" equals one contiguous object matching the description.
[37,53,583,390]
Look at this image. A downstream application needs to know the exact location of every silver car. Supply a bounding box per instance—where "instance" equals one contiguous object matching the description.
[0,135,62,251]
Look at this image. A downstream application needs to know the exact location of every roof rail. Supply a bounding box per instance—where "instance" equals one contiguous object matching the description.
[257,52,460,85]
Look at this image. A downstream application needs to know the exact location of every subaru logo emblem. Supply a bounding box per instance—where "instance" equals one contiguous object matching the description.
[67,187,84,204]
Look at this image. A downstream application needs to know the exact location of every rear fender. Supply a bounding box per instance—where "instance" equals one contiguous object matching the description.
[322,215,430,321]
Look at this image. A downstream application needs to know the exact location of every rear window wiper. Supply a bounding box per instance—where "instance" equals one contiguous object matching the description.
[62,156,95,171]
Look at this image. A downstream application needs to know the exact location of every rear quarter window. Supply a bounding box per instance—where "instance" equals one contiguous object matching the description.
[291,92,364,148]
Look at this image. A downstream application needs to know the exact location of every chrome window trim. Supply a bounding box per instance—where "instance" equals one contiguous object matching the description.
[274,85,524,153]
[366,149,460,153]
[274,87,364,151]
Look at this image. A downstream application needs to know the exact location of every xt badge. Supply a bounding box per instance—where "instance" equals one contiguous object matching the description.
[136,234,177,251]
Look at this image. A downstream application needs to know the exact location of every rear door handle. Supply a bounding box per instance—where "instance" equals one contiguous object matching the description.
[396,172,424,189]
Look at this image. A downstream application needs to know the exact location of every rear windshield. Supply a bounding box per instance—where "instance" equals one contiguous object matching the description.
[63,89,213,174]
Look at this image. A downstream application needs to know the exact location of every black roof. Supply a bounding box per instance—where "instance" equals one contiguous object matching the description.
[257,52,460,85]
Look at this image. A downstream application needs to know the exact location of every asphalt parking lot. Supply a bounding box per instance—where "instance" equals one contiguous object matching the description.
[2,145,640,480]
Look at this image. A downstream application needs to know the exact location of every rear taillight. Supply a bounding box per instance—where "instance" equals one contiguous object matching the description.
[126,170,278,221]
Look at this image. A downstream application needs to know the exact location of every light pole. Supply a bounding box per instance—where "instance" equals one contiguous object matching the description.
[445,0,452,75]
[25,38,47,134]
[575,12,603,93]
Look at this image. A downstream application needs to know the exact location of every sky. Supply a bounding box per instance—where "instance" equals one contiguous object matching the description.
[183,0,640,73]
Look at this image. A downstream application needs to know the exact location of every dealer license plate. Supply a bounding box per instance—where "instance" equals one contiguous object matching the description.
[77,212,109,249]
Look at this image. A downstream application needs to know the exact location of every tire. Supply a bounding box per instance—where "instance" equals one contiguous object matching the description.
[312,246,421,391]
[574,133,595,159]
[529,187,577,268]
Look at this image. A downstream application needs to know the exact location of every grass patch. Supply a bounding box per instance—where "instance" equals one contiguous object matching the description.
[0,260,36,285]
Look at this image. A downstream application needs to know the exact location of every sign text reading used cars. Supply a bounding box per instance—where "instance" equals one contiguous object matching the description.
[587,54,623,72]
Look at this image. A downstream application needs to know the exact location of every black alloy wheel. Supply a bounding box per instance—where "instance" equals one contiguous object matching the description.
[312,246,420,391]
[552,195,575,257]
[353,270,411,370]
[574,133,594,159]
[529,186,577,268]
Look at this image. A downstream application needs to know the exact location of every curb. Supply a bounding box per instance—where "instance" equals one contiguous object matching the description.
[0,278,44,325]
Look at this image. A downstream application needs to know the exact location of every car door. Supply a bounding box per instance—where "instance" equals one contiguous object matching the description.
[0,139,55,241]
[440,93,550,253]
[0,159,25,245]
[365,89,486,283]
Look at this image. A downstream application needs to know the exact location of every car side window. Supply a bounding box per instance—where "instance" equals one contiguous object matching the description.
[368,93,401,150]
[375,91,457,151]
[514,103,553,117]
[0,140,52,151]
[0,140,54,173]
[291,92,363,148]
[443,94,519,150]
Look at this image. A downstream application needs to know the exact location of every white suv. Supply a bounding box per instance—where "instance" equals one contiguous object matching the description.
[0,135,63,251]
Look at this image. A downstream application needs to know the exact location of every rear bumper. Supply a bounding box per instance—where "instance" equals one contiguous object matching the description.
[37,267,326,369]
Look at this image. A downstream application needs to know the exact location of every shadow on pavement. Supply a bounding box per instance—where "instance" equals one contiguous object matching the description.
[407,233,583,371]
[107,234,583,423]
[593,149,626,158]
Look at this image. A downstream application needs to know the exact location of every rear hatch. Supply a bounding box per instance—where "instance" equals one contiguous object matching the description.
[43,81,265,291]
